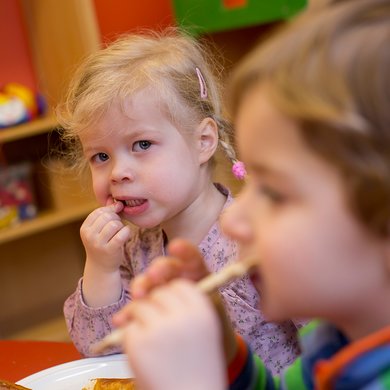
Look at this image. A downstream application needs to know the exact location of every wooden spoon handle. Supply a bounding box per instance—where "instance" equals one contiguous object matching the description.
[90,257,257,354]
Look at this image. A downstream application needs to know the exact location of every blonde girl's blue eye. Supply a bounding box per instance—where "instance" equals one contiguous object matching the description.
[92,152,109,163]
[133,140,152,152]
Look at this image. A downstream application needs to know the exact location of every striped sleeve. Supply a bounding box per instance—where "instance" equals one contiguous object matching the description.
[280,358,306,389]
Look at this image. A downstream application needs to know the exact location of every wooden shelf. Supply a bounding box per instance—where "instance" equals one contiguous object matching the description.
[0,115,58,144]
[0,201,97,245]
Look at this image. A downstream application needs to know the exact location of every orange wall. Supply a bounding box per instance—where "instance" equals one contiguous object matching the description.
[93,0,175,43]
[0,0,37,91]
[0,0,174,94]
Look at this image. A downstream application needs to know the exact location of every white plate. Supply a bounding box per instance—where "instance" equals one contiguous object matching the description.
[16,354,133,390]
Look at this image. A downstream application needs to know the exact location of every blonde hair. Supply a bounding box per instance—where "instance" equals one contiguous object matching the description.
[57,28,238,172]
[231,0,390,236]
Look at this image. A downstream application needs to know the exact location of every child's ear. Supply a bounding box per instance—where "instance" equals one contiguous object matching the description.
[196,117,219,165]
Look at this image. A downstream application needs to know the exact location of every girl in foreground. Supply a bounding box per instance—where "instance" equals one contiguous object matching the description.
[115,0,390,388]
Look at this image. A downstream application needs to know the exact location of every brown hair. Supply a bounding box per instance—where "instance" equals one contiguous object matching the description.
[57,28,238,172]
[230,0,390,236]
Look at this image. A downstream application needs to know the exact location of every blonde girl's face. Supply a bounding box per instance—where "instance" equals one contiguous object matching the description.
[222,86,389,329]
[79,89,205,229]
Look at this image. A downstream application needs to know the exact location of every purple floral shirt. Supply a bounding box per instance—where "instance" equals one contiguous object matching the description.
[63,185,303,374]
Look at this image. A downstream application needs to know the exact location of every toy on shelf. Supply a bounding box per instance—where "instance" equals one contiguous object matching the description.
[0,162,37,229]
[0,83,46,129]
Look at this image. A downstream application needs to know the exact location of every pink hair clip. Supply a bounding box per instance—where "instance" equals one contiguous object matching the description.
[232,160,246,180]
[195,67,207,99]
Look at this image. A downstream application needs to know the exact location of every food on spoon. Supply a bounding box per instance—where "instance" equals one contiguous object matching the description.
[82,378,137,389]
[0,380,31,390]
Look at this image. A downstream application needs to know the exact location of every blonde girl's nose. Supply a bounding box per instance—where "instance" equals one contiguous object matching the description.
[110,159,135,183]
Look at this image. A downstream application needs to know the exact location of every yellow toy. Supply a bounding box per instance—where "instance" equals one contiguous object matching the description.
[0,83,45,128]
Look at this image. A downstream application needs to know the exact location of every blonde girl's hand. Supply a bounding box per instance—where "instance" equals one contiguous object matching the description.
[80,202,131,272]
[123,280,226,390]
[80,202,131,307]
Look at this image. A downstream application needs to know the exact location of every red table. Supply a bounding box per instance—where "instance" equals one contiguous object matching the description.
[0,340,82,383]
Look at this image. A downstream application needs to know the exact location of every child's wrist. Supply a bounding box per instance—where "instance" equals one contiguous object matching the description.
[85,255,122,274]
[82,261,122,307]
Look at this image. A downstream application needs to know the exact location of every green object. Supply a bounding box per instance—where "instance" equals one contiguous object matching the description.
[172,0,307,35]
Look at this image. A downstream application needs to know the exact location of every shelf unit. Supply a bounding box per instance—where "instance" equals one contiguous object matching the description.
[0,116,97,339]
[0,0,101,339]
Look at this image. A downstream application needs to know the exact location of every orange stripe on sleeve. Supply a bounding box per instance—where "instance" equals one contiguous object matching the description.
[228,334,249,384]
[315,325,390,389]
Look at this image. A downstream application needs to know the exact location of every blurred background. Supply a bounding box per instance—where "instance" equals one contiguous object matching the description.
[0,0,306,342]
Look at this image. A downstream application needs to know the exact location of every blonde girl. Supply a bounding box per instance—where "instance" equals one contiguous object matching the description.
[59,29,302,373]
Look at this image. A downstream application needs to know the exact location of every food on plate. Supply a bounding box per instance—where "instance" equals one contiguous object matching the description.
[82,378,137,389]
[0,380,31,390]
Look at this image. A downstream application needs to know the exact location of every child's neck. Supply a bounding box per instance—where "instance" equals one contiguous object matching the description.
[336,284,390,341]
[162,182,226,245]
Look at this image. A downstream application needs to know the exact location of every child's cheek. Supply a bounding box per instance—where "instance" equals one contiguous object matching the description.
[92,179,108,206]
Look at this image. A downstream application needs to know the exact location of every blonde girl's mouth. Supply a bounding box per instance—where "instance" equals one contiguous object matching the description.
[113,199,151,218]
[115,198,147,207]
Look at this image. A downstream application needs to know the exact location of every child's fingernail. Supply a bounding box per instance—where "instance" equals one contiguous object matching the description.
[114,200,124,211]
